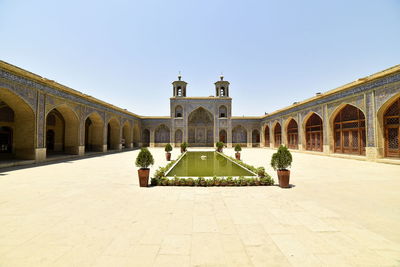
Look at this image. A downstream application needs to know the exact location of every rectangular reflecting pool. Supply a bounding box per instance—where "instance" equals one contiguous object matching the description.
[166,151,256,177]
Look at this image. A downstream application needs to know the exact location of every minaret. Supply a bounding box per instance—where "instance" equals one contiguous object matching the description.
[215,74,230,97]
[172,73,187,97]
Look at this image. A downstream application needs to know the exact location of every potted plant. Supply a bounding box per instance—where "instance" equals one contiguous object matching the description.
[234,144,242,160]
[165,143,172,161]
[216,141,224,153]
[135,148,154,187]
[271,145,292,188]
[180,142,188,153]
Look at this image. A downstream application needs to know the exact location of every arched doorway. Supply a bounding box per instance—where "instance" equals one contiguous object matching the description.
[333,105,366,155]
[46,105,80,155]
[0,126,13,155]
[0,89,35,160]
[107,117,120,150]
[142,129,150,147]
[85,112,104,152]
[0,103,14,157]
[188,107,214,146]
[252,129,260,147]
[46,109,64,154]
[219,129,227,143]
[155,124,170,146]
[274,123,282,148]
[305,113,323,152]
[264,125,270,147]
[384,97,400,157]
[287,119,298,149]
[175,129,183,147]
[232,125,247,146]
[122,121,132,149]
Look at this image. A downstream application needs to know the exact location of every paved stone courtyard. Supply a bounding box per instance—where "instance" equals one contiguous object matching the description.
[0,148,399,267]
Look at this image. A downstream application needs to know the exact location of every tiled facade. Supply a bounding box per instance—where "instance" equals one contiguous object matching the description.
[0,60,399,165]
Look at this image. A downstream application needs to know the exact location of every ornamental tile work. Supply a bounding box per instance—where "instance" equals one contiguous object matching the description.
[0,60,399,163]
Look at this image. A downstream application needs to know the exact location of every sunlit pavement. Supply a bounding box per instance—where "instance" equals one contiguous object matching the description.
[0,148,399,266]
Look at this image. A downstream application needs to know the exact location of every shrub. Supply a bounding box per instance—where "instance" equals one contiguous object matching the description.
[180,178,186,186]
[216,141,224,151]
[165,143,173,153]
[257,167,265,177]
[271,145,292,171]
[247,177,256,186]
[197,177,206,186]
[220,177,227,186]
[168,179,175,186]
[173,176,180,186]
[206,179,214,186]
[150,177,160,186]
[135,148,154,169]
[260,176,274,186]
[213,176,221,186]
[226,176,235,186]
[180,142,188,152]
[154,167,166,179]
[234,144,242,152]
[160,177,169,186]
[239,176,247,186]
[186,178,194,186]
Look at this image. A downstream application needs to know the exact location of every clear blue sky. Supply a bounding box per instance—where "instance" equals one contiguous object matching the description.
[1,0,399,116]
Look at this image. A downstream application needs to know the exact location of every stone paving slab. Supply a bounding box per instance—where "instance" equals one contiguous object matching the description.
[0,148,399,266]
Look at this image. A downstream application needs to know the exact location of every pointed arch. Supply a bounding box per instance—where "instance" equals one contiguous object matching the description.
[331,104,366,155]
[219,105,227,118]
[84,111,104,152]
[0,87,35,160]
[219,129,227,143]
[122,120,132,149]
[107,117,120,150]
[175,105,183,118]
[174,129,183,147]
[285,118,298,149]
[264,124,270,147]
[155,124,170,146]
[188,107,214,146]
[142,129,150,147]
[252,129,260,147]
[273,122,282,148]
[232,125,247,145]
[377,93,400,158]
[46,104,80,155]
[304,112,323,152]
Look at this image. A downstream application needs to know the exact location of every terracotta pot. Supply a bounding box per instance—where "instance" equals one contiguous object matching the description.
[138,168,150,187]
[166,152,171,161]
[277,170,290,188]
[235,152,241,160]
[217,148,223,153]
[181,148,185,153]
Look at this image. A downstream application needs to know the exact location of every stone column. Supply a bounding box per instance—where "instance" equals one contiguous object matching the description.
[35,92,46,162]
[247,129,252,148]
[323,104,329,154]
[150,129,155,147]
[365,91,378,160]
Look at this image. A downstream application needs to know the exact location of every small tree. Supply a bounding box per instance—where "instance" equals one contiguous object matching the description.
[180,142,188,152]
[165,143,172,153]
[216,141,224,150]
[234,144,242,152]
[135,148,154,169]
[271,145,292,171]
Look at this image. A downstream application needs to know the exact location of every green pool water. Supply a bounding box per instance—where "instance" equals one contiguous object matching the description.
[166,151,256,177]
